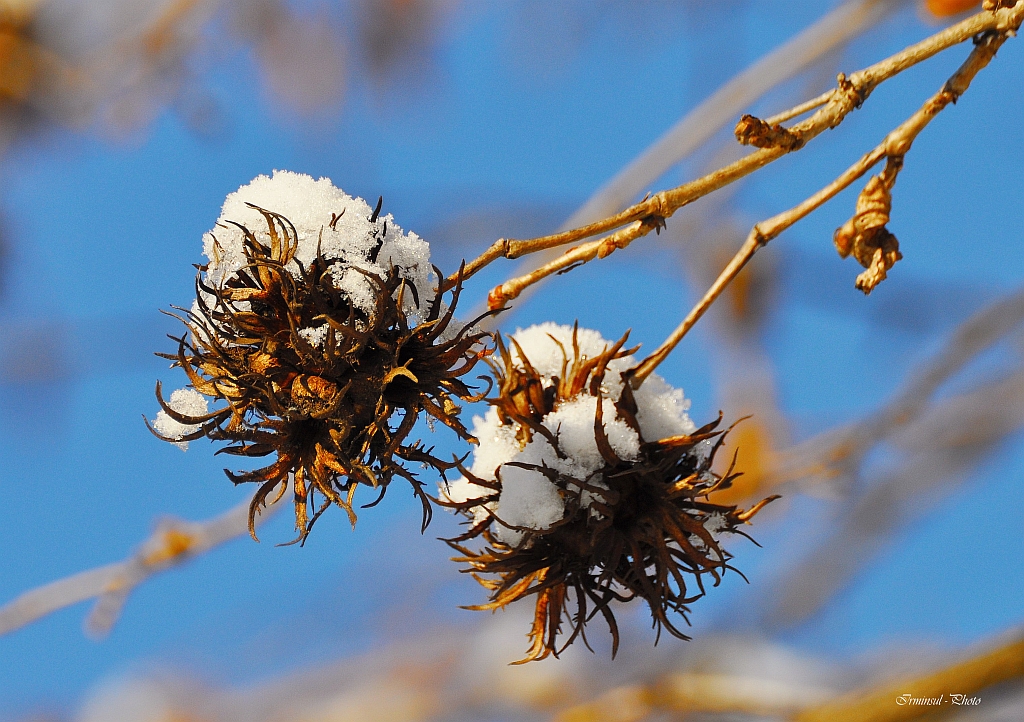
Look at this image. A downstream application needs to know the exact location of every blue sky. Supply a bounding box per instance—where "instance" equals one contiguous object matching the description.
[1,1,1023,717]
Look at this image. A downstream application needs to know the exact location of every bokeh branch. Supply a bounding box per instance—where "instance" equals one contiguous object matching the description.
[794,629,1024,721]
[772,286,1024,489]
[746,283,1024,627]
[553,629,1024,722]
[766,366,1024,628]
[0,496,281,637]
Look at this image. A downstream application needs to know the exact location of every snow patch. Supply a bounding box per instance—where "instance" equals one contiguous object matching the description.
[152,388,208,451]
[202,170,441,321]
[449,323,701,541]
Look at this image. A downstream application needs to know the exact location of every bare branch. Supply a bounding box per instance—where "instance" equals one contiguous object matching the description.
[453,0,901,291]
[0,496,282,637]
[764,88,836,126]
[629,26,1015,385]
[485,215,665,310]
[456,0,1022,294]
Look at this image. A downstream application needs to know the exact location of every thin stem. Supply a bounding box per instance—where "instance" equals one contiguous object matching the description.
[630,28,1011,386]
[454,1,1024,295]
[764,88,834,125]
[453,0,902,289]
[486,217,663,310]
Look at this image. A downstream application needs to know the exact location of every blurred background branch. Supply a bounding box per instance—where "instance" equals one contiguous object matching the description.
[0,496,281,638]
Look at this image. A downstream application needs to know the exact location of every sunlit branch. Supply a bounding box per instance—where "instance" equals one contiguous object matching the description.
[484,216,664,310]
[452,0,903,292]
[628,25,1014,385]
[763,88,835,125]
[455,1,1022,298]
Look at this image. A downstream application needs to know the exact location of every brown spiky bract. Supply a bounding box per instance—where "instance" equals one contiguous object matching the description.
[443,327,777,663]
[150,205,491,542]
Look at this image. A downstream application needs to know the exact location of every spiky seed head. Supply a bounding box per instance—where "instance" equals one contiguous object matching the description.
[149,171,492,542]
[440,323,777,663]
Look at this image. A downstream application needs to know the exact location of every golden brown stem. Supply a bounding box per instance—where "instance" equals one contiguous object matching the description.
[763,88,835,125]
[629,28,1011,386]
[486,216,665,310]
[450,1,1024,291]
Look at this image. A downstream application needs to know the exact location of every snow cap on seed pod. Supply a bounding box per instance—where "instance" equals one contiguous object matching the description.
[149,170,492,542]
[440,322,778,663]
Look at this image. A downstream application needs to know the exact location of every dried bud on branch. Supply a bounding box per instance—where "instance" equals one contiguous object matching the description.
[734,114,804,151]
[439,324,777,663]
[833,157,904,294]
[149,171,492,542]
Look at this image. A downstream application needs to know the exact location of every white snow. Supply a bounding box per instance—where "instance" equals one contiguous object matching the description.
[466,407,522,480]
[704,512,729,534]
[440,476,490,505]
[493,464,564,547]
[544,395,640,475]
[506,322,697,442]
[298,325,329,347]
[446,323,702,545]
[152,388,208,451]
[633,373,697,442]
[439,477,495,530]
[201,170,442,322]
[689,513,731,551]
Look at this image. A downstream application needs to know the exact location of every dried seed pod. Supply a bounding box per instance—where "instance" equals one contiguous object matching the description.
[148,171,492,542]
[834,161,904,294]
[440,323,777,663]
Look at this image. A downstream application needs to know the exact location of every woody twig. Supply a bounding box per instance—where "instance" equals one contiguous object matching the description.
[460,2,1023,313]
[629,26,1014,386]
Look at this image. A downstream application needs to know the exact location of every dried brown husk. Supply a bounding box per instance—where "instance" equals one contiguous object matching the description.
[443,326,778,663]
[150,205,492,542]
[833,158,904,294]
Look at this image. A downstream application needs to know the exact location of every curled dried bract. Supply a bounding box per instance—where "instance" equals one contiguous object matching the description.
[834,158,904,293]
